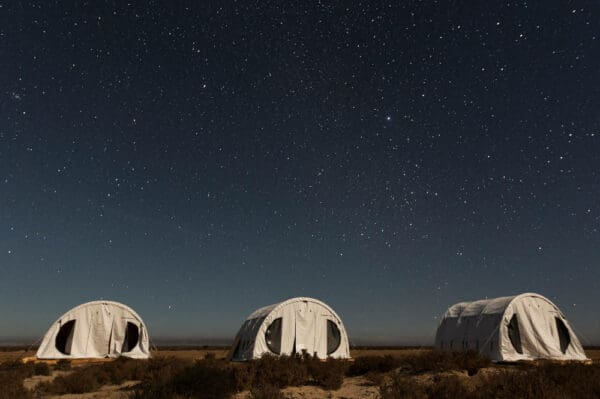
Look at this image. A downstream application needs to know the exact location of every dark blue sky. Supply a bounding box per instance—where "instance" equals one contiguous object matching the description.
[1,1,599,345]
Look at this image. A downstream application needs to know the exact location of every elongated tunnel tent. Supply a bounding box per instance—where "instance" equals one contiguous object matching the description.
[37,300,150,359]
[435,292,587,362]
[230,297,350,361]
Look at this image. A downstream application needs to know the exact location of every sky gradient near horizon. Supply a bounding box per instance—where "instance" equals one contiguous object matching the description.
[1,1,600,345]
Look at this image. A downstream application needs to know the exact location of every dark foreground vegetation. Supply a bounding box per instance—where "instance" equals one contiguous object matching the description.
[380,361,600,399]
[0,350,599,398]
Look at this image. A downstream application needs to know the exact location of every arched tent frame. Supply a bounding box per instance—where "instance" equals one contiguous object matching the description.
[230,297,350,361]
[435,292,587,362]
[37,300,150,359]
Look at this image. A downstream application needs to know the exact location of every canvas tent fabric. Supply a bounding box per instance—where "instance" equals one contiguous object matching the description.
[37,300,150,359]
[230,297,350,361]
[435,292,587,362]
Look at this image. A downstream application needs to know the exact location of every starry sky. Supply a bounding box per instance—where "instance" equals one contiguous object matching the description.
[1,1,599,345]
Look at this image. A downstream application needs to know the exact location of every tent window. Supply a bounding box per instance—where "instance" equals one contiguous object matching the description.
[55,320,76,355]
[122,322,140,352]
[507,314,523,354]
[327,320,341,355]
[265,318,282,355]
[556,318,571,354]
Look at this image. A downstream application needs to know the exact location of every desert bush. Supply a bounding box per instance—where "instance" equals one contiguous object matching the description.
[380,362,600,399]
[305,356,347,390]
[140,356,192,389]
[350,351,490,378]
[474,369,563,399]
[364,371,386,386]
[249,384,284,399]
[36,357,150,395]
[101,357,148,384]
[426,375,471,399]
[246,354,309,389]
[0,361,34,399]
[33,362,51,376]
[233,361,254,391]
[132,358,236,399]
[380,372,427,399]
[0,359,34,374]
[404,350,491,376]
[54,359,71,370]
[37,369,102,394]
[536,361,600,399]
[169,359,237,399]
[243,354,347,390]
[347,355,402,376]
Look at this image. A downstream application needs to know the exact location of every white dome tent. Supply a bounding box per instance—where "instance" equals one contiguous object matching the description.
[37,300,150,359]
[230,297,350,361]
[435,292,587,362]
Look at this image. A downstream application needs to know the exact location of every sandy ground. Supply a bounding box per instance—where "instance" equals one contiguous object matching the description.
[45,381,138,399]
[233,376,380,399]
[22,370,72,390]
[3,347,600,399]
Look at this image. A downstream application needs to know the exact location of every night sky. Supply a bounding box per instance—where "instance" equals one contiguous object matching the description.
[1,1,599,345]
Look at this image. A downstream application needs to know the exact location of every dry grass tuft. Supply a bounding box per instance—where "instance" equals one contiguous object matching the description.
[380,361,600,399]
[0,361,34,399]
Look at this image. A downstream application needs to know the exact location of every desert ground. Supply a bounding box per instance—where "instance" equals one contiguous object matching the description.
[1,347,599,399]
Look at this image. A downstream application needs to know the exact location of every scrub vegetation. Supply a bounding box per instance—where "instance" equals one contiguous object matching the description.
[0,360,35,399]
[131,353,348,398]
[0,349,599,398]
[380,361,600,399]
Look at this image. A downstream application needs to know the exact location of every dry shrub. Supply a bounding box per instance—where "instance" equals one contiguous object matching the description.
[364,371,386,386]
[347,355,402,376]
[380,372,427,399]
[0,361,34,399]
[36,357,150,395]
[350,351,490,378]
[141,356,191,388]
[477,362,600,399]
[54,359,71,370]
[101,356,148,384]
[129,356,191,398]
[250,354,309,389]
[45,371,102,394]
[250,384,284,399]
[306,356,347,390]
[381,372,473,399]
[537,361,600,398]
[475,369,564,399]
[380,362,600,399]
[33,362,51,376]
[132,357,236,399]
[426,375,471,399]
[240,354,347,391]
[233,361,255,391]
[168,359,237,399]
[404,350,490,376]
